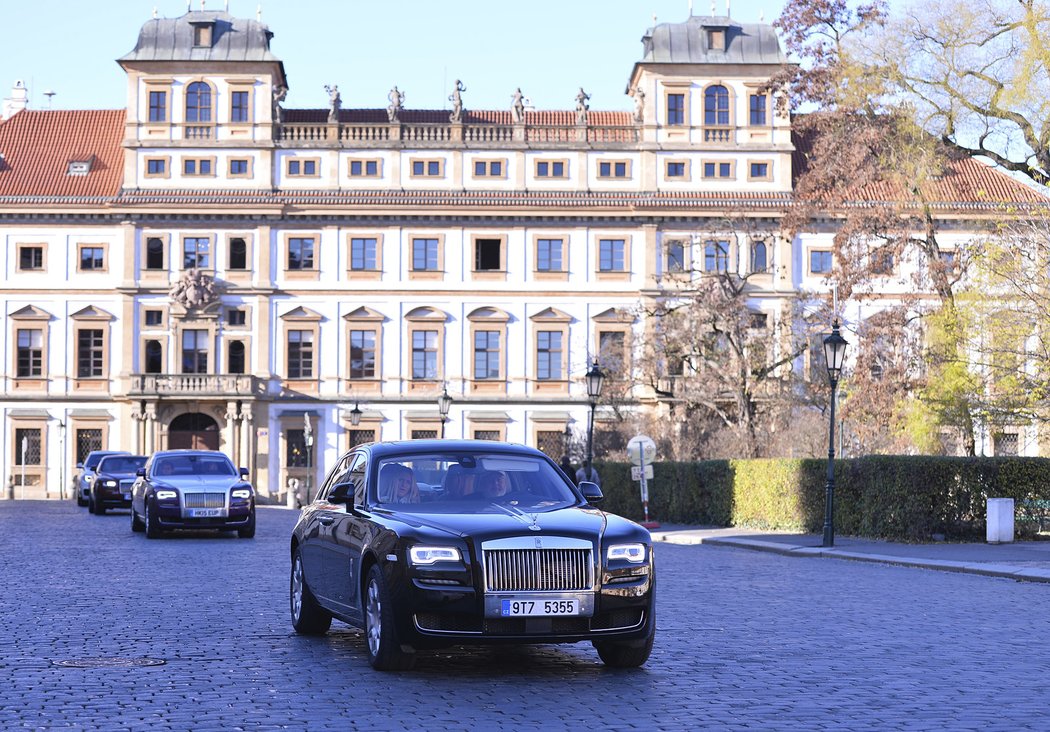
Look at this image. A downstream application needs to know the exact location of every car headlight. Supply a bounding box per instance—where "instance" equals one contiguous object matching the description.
[85,475,95,483]
[231,488,252,499]
[409,546,462,565]
[607,543,646,563]
[155,490,178,500]
[103,480,117,488]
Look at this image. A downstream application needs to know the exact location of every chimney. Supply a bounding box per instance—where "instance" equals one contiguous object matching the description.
[2,80,30,120]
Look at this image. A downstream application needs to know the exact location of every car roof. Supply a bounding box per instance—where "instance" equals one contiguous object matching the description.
[358,439,549,460]
[149,449,231,458]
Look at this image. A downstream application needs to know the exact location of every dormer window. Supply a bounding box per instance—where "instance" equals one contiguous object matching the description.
[191,21,214,48]
[707,29,725,51]
[67,158,93,176]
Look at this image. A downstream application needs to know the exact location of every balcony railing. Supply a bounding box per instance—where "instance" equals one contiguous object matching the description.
[276,121,640,146]
[130,374,260,397]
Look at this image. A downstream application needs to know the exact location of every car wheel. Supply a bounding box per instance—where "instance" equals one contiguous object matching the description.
[130,505,144,533]
[77,492,87,507]
[92,492,105,516]
[290,548,331,635]
[237,510,256,539]
[593,611,655,668]
[144,500,162,539]
[364,564,416,671]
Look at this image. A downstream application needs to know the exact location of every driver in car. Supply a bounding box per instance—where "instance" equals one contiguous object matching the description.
[478,471,510,499]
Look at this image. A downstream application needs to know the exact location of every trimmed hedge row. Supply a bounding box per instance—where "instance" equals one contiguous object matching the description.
[594,456,1050,541]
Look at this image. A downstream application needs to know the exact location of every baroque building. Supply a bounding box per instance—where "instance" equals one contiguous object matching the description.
[0,9,1044,500]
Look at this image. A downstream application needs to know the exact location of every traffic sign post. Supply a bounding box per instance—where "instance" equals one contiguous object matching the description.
[626,435,659,529]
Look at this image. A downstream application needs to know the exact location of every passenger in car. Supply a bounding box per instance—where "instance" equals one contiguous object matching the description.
[380,463,419,504]
[442,464,475,498]
[478,471,511,499]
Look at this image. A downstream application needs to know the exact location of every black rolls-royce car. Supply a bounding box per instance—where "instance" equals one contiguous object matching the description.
[289,439,655,671]
[89,454,148,515]
[130,450,256,538]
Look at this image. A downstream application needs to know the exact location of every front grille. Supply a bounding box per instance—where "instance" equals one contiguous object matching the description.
[483,548,592,592]
[119,480,135,491]
[182,492,225,509]
[483,617,591,634]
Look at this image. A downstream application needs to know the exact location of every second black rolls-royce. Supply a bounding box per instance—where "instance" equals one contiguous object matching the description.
[289,439,655,671]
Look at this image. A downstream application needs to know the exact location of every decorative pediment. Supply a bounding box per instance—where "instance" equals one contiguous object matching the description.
[530,307,572,324]
[280,306,323,322]
[9,304,52,321]
[592,307,634,324]
[343,306,385,323]
[70,305,114,321]
[404,306,448,322]
[466,306,510,323]
[169,268,221,311]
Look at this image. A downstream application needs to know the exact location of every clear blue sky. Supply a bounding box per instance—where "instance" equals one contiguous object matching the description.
[0,0,788,113]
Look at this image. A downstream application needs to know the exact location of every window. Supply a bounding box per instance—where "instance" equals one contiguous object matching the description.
[598,161,630,178]
[810,250,833,275]
[871,249,895,275]
[226,308,246,326]
[705,241,729,272]
[473,160,504,178]
[77,329,104,378]
[474,238,502,271]
[148,90,167,122]
[14,428,42,466]
[19,246,43,271]
[536,239,563,272]
[750,313,768,330]
[229,159,249,176]
[228,341,246,374]
[474,430,500,441]
[749,94,767,126]
[751,241,768,273]
[666,93,685,125]
[411,430,438,440]
[287,159,318,177]
[666,161,687,178]
[16,329,42,377]
[349,159,380,177]
[666,240,686,272]
[749,162,771,180]
[707,29,726,51]
[192,23,212,47]
[537,331,563,380]
[349,330,376,378]
[183,158,213,176]
[994,432,1019,456]
[288,237,315,270]
[536,430,564,458]
[228,238,247,270]
[183,237,211,269]
[536,160,566,178]
[703,162,734,179]
[473,331,500,380]
[146,158,167,176]
[412,330,438,379]
[144,310,163,327]
[412,238,439,271]
[288,330,314,378]
[598,331,626,373]
[704,85,730,125]
[145,340,163,373]
[350,238,377,271]
[349,429,375,448]
[411,160,443,177]
[185,81,212,123]
[182,329,209,374]
[230,91,250,123]
[286,429,308,468]
[599,239,626,272]
[79,246,105,272]
[145,237,165,270]
[75,428,103,464]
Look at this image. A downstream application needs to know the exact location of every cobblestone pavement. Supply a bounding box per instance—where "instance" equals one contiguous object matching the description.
[2,501,1049,731]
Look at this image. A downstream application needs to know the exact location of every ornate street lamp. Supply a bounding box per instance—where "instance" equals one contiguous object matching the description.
[584,360,605,483]
[822,321,849,547]
[349,402,362,427]
[438,386,453,439]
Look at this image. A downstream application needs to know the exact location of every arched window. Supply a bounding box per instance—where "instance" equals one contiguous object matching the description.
[751,241,768,273]
[186,82,212,123]
[145,340,163,374]
[228,341,245,374]
[704,85,730,126]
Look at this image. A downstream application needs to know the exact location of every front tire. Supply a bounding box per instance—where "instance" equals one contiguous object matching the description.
[144,500,162,539]
[92,491,105,516]
[131,505,144,532]
[237,509,256,539]
[364,564,416,671]
[593,610,655,668]
[290,548,331,635]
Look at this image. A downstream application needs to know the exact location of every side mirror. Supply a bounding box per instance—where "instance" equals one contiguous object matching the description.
[136,468,146,477]
[76,462,84,470]
[578,481,603,504]
[240,467,249,478]
[328,482,353,505]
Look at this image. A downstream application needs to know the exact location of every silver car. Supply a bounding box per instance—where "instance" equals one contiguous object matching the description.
[75,450,131,507]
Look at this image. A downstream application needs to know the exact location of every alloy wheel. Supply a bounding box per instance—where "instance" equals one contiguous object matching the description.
[365,578,382,657]
[291,557,304,621]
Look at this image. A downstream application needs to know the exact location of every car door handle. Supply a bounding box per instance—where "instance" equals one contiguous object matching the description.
[318,515,335,526]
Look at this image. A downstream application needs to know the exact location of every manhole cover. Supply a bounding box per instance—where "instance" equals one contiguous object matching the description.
[52,657,166,668]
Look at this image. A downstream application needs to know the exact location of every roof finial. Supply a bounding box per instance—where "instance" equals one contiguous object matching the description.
[687,0,693,16]
[726,0,730,17]
[652,12,657,24]
[257,4,262,21]
[710,1,716,15]
[153,6,158,18]
[759,9,764,21]
[225,0,229,11]
[200,0,206,11]
[186,0,191,11]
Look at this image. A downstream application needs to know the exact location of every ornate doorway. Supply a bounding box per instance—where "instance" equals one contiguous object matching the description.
[168,412,220,450]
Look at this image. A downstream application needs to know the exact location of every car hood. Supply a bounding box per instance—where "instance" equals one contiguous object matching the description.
[98,471,140,480]
[383,504,612,542]
[156,476,244,490]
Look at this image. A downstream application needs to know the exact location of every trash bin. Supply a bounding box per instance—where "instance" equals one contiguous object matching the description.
[987,497,1015,544]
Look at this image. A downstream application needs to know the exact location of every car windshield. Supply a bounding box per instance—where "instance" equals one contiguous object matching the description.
[371,452,579,514]
[98,456,147,474]
[153,454,236,477]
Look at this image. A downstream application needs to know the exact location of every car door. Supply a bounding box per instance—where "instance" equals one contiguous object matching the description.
[297,452,352,606]
[313,452,358,606]
[327,451,370,620]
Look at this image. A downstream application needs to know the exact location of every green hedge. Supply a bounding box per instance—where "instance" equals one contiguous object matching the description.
[594,456,1050,542]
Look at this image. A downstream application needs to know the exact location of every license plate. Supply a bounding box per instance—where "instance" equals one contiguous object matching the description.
[123,493,131,501]
[188,508,223,518]
[500,599,579,617]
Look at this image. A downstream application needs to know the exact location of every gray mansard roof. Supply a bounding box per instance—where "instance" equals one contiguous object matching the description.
[640,15,787,65]
[119,11,283,64]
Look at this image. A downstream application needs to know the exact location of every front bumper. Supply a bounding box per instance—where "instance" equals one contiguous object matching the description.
[153,500,254,530]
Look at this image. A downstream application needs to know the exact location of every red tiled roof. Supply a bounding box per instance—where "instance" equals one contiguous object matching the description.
[284,108,634,126]
[0,109,125,200]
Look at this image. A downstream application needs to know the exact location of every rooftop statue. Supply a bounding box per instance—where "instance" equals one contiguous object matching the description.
[324,84,341,123]
[575,87,591,124]
[633,86,646,123]
[449,79,466,123]
[387,86,404,123]
[511,87,525,124]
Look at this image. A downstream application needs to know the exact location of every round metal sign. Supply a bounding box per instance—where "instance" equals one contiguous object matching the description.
[626,435,657,466]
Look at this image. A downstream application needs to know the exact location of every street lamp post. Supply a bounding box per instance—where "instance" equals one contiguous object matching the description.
[584,360,605,483]
[822,321,849,548]
[438,386,452,439]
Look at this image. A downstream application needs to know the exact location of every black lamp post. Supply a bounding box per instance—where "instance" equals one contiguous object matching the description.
[822,321,849,548]
[438,386,453,438]
[584,360,605,482]
[349,402,362,427]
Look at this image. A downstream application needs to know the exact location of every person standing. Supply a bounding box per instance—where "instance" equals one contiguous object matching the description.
[576,459,600,487]
[559,455,575,484]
